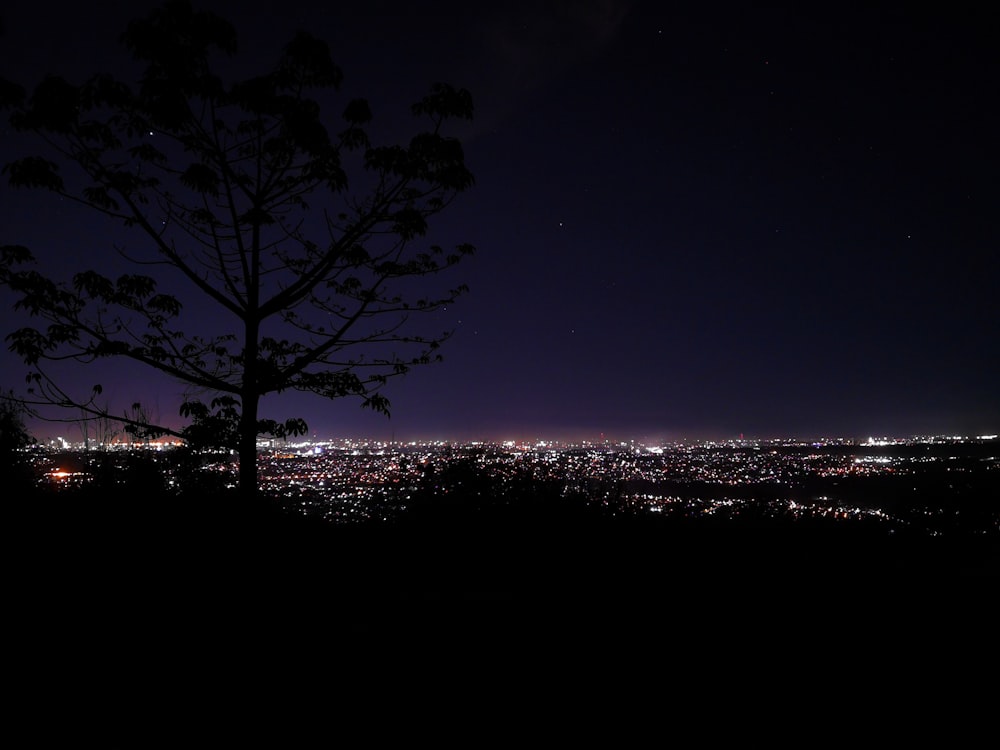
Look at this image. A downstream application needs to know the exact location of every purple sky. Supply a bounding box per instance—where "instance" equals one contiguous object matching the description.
[2,1,998,444]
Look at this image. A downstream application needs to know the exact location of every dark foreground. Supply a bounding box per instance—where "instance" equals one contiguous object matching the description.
[4,494,991,742]
[10,487,997,633]
[6,485,996,733]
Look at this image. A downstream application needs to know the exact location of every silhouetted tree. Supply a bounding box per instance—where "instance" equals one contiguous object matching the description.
[0,1,475,498]
[0,391,36,495]
[123,401,158,447]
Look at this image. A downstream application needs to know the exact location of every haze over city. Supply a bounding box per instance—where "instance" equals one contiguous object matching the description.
[2,1,997,444]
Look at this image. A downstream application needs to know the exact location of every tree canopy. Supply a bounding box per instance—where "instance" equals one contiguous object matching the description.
[0,0,476,497]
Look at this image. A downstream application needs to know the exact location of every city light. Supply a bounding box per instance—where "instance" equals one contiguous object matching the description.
[20,432,998,535]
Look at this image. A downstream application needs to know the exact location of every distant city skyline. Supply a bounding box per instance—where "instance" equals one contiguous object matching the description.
[32,421,1000,450]
[31,427,1000,541]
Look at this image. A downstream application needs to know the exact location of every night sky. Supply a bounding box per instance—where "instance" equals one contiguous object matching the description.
[2,1,998,444]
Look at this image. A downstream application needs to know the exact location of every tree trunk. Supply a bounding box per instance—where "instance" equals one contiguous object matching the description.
[239,308,260,500]
[241,218,262,502]
[238,387,258,500]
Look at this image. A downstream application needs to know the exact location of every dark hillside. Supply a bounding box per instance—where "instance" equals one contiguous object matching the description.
[9,479,996,644]
[4,482,994,718]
